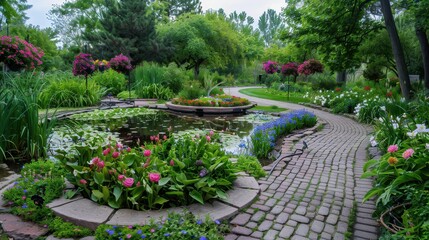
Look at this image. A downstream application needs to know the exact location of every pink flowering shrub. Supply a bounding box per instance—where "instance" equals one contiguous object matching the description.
[297,59,324,76]
[72,53,95,77]
[59,131,236,210]
[109,54,132,74]
[281,62,299,76]
[262,60,279,74]
[0,35,44,71]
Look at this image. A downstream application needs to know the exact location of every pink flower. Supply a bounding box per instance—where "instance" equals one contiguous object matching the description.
[102,148,110,156]
[112,151,120,159]
[136,181,141,187]
[122,178,134,188]
[387,145,399,153]
[126,147,131,152]
[149,173,161,183]
[402,148,415,159]
[96,160,105,169]
[206,136,211,142]
[22,196,26,200]
[150,136,155,141]
[163,135,167,140]
[170,160,175,166]
[116,142,123,149]
[118,175,125,181]
[144,150,151,157]
[79,179,88,185]
[90,157,100,165]
[209,130,214,136]
[126,234,132,239]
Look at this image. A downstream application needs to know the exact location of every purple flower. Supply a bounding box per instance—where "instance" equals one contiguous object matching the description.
[199,169,208,178]
[214,219,221,225]
[109,54,132,74]
[72,53,95,77]
[181,230,187,234]
[199,237,208,240]
[196,219,203,225]
[106,229,115,235]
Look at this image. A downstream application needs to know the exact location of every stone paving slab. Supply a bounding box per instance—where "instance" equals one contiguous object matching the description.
[187,200,239,221]
[106,207,183,226]
[220,188,259,208]
[50,198,115,230]
[233,176,260,190]
[0,213,49,239]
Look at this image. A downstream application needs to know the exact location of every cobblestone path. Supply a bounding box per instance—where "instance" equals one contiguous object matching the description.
[224,87,379,240]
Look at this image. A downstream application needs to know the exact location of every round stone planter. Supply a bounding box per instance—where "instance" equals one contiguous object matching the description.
[165,102,257,115]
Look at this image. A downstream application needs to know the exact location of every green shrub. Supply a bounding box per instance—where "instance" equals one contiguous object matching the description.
[135,83,175,100]
[39,78,105,108]
[133,62,165,87]
[162,63,189,93]
[235,155,266,179]
[91,69,127,96]
[117,90,138,100]
[309,73,337,90]
[178,80,205,100]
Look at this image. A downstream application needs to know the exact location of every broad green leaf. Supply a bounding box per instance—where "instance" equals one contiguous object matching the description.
[391,172,422,188]
[108,199,120,209]
[122,154,136,166]
[92,190,104,200]
[216,189,228,200]
[158,177,171,186]
[166,191,184,196]
[190,190,204,204]
[363,187,384,202]
[65,190,79,199]
[131,186,144,199]
[154,197,169,205]
[207,177,216,187]
[102,186,110,202]
[94,172,105,185]
[113,187,122,201]
[216,179,231,186]
[363,159,379,172]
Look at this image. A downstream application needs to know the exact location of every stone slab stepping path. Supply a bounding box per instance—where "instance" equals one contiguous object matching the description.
[224,87,378,240]
[46,175,260,230]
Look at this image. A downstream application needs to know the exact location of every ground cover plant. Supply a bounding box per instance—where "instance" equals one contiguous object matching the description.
[251,109,317,158]
[96,211,227,240]
[2,160,93,238]
[59,130,237,209]
[239,88,309,104]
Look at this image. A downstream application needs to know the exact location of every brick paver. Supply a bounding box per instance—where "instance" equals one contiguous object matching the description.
[226,87,379,239]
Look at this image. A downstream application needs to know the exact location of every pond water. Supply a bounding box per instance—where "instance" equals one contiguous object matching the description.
[49,109,278,156]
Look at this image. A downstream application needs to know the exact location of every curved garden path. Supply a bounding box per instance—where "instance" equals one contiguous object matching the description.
[224,87,379,240]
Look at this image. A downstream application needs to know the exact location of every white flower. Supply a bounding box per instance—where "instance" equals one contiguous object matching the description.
[407,131,418,138]
[380,106,386,111]
[416,124,427,132]
[426,143,429,150]
[392,123,399,129]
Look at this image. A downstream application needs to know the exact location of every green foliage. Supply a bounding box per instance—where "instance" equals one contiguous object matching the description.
[172,95,250,107]
[135,84,175,100]
[91,69,127,95]
[235,155,266,179]
[39,78,105,108]
[0,73,56,162]
[95,211,226,240]
[59,132,237,209]
[117,90,138,100]
[239,88,310,104]
[308,73,337,90]
[70,108,157,121]
[133,62,166,86]
[162,63,190,93]
[178,80,205,100]
[45,217,93,239]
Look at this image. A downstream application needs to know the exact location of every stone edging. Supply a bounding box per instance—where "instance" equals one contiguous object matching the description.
[46,174,260,230]
[165,102,257,114]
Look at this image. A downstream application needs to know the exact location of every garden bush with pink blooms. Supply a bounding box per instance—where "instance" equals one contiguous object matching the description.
[0,35,44,71]
[58,131,237,210]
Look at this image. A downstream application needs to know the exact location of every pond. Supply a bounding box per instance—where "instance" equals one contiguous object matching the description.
[48,108,278,157]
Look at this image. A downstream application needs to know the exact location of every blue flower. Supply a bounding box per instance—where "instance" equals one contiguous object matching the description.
[22,204,27,209]
[181,230,187,234]
[196,219,203,225]
[23,189,28,193]
[137,230,142,234]
[164,233,171,237]
[200,236,208,240]
[214,219,221,225]
[106,229,115,235]
[141,234,146,239]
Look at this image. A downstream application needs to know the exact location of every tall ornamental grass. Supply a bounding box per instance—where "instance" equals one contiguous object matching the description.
[0,73,57,162]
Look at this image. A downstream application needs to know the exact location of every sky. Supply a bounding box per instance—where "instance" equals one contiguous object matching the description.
[25,0,286,29]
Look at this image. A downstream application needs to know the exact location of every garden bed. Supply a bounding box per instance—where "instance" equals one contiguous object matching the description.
[165,102,256,115]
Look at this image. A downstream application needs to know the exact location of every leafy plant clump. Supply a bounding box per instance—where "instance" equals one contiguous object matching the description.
[235,155,266,179]
[95,211,227,240]
[91,69,127,96]
[251,109,317,158]
[172,95,250,107]
[69,108,157,121]
[135,83,175,100]
[2,160,93,238]
[60,131,237,210]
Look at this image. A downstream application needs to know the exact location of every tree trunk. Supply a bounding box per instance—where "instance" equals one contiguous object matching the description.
[194,63,200,80]
[415,26,429,94]
[336,71,347,83]
[380,0,411,100]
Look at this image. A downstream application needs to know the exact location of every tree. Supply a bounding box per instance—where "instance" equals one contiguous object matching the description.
[0,0,31,32]
[157,13,244,79]
[380,0,411,99]
[397,0,429,93]
[283,0,380,82]
[258,9,285,47]
[163,0,201,19]
[85,0,157,64]
[48,0,104,48]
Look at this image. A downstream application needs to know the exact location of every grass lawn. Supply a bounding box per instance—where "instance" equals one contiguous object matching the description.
[250,105,287,113]
[239,88,310,104]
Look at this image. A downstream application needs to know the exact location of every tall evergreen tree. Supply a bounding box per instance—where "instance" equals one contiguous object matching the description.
[85,0,156,64]
[258,9,284,47]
